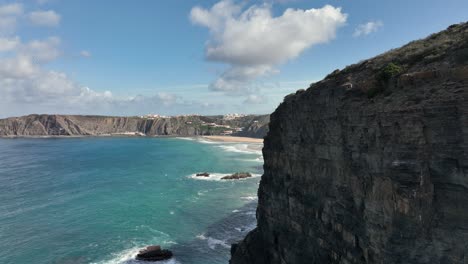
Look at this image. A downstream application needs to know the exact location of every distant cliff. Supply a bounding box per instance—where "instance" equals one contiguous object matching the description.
[231,23,468,263]
[0,114,269,138]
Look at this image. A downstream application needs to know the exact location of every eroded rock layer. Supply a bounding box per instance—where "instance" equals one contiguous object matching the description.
[0,114,269,138]
[231,23,468,264]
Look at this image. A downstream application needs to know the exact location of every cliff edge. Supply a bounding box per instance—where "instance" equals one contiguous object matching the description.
[231,23,468,263]
[0,114,269,138]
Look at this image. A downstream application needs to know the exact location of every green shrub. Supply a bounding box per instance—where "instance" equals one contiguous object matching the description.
[368,63,403,98]
[378,63,403,82]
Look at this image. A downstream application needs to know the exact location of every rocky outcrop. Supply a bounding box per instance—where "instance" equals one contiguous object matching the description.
[222,172,253,180]
[0,114,269,138]
[136,245,173,261]
[231,23,468,263]
[232,115,270,138]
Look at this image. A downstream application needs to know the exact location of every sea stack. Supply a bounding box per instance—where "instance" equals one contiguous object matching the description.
[221,172,252,180]
[136,245,173,262]
[231,23,468,263]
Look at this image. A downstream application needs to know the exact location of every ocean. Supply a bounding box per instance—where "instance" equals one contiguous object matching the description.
[0,137,262,264]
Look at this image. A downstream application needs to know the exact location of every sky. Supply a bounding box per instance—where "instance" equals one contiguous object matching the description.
[0,0,466,118]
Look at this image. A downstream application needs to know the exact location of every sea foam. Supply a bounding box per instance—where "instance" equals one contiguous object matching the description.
[188,173,261,181]
[195,233,230,250]
[217,143,262,155]
[92,246,181,264]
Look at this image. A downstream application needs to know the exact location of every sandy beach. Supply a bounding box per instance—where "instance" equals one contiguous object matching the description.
[202,136,263,143]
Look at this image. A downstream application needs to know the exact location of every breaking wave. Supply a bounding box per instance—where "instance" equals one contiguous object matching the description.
[188,173,261,181]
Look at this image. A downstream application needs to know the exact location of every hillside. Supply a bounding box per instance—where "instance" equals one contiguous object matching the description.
[231,23,468,263]
[0,114,269,138]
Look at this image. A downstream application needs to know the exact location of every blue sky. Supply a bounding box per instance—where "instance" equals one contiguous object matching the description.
[0,0,466,117]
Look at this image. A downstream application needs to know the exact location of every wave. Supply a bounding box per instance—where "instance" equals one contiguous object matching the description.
[174,137,218,144]
[177,137,264,161]
[240,196,258,201]
[217,144,262,155]
[195,233,230,250]
[235,220,257,232]
[174,137,195,141]
[192,205,258,253]
[175,136,218,144]
[91,246,181,264]
[90,227,179,263]
[195,233,207,240]
[93,206,259,264]
[188,172,261,182]
[90,246,140,264]
[241,219,258,232]
[191,138,219,144]
[197,190,209,196]
[181,137,263,153]
[207,237,230,250]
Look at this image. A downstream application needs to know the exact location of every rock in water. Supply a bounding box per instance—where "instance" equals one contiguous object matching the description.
[231,23,468,263]
[196,172,210,177]
[221,172,252,180]
[136,245,173,261]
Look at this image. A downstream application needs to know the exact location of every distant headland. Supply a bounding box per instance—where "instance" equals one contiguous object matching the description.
[0,113,269,138]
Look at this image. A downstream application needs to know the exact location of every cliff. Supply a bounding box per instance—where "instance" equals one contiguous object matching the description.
[0,114,269,138]
[231,23,468,263]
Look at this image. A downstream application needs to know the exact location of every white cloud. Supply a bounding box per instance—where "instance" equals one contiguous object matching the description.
[244,94,267,104]
[0,31,214,117]
[19,36,61,62]
[0,74,117,112]
[154,92,180,106]
[0,16,18,35]
[0,36,20,51]
[0,3,23,35]
[28,10,61,27]
[0,34,99,106]
[0,55,40,79]
[210,65,276,92]
[0,3,23,16]
[0,52,212,117]
[0,36,61,62]
[0,3,225,117]
[353,20,383,37]
[191,0,347,94]
[80,50,91,57]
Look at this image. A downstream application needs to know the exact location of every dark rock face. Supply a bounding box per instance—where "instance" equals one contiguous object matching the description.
[231,23,468,264]
[136,246,173,262]
[196,172,210,177]
[222,172,253,180]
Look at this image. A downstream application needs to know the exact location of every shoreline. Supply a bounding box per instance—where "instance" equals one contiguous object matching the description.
[200,136,263,143]
[0,134,265,143]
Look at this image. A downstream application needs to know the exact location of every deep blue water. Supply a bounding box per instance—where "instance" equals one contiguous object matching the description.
[0,137,262,264]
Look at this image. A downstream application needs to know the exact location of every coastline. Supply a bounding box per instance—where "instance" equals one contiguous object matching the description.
[201,136,263,143]
[0,136,262,264]
[0,135,265,142]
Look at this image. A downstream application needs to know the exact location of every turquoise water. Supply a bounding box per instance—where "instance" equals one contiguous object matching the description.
[0,137,262,264]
